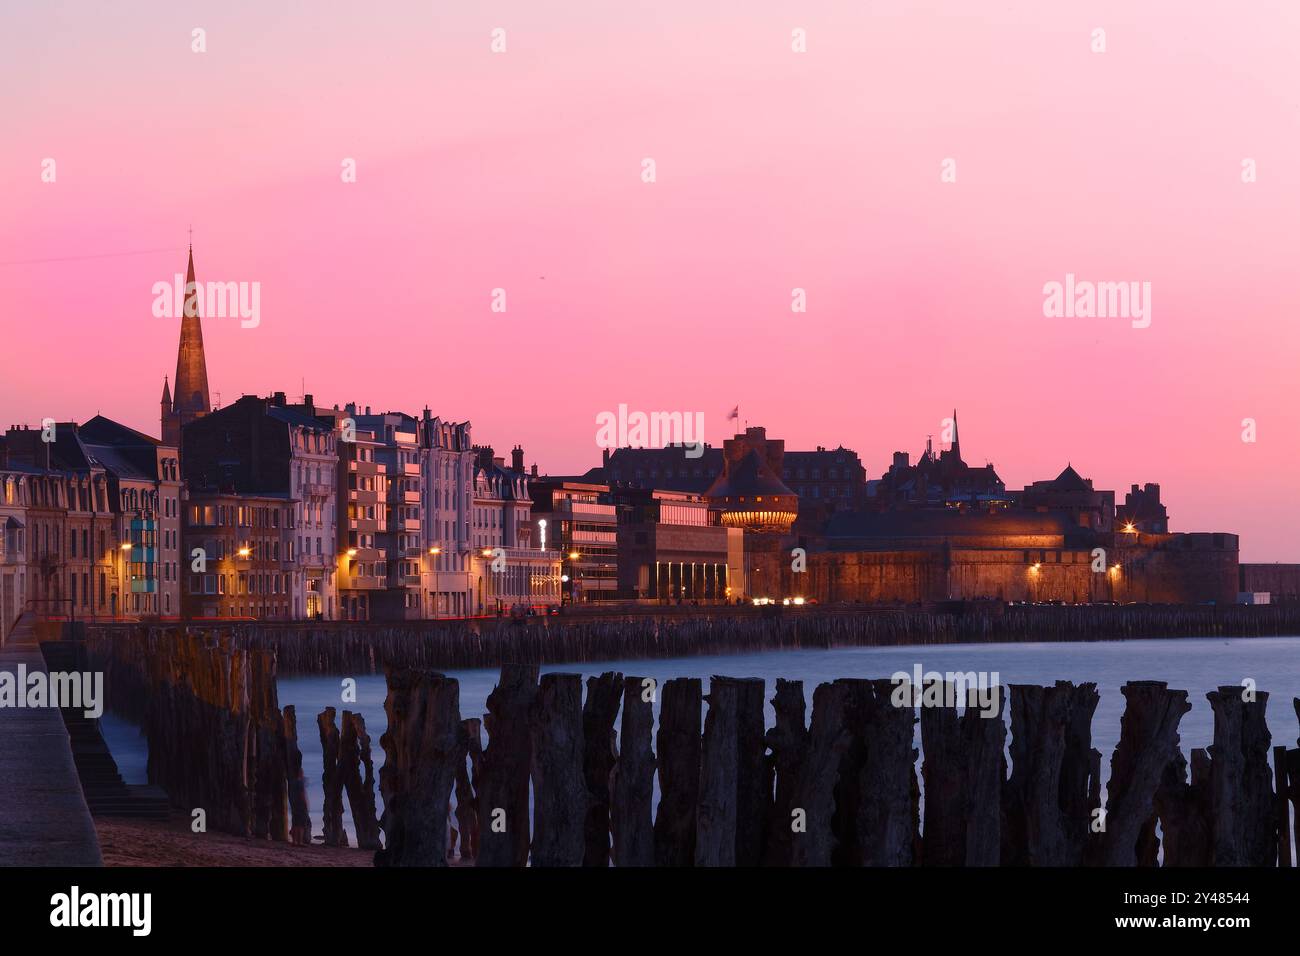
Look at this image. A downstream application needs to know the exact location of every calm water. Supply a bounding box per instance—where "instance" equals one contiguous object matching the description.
[100,635,1300,845]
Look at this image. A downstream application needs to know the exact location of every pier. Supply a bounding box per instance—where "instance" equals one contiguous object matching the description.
[0,615,102,866]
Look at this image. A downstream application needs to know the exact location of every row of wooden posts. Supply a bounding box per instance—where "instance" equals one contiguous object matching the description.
[90,623,1300,864]
[87,603,1300,678]
[370,667,1300,866]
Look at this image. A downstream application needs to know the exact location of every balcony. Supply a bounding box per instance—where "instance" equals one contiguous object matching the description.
[403,491,421,504]
[403,463,420,476]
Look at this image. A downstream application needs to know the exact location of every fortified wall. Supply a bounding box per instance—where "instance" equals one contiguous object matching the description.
[748,531,1239,605]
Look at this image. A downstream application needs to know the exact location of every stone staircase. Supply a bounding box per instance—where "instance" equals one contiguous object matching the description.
[41,639,171,820]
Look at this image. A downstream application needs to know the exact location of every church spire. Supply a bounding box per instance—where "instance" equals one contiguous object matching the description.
[163,243,212,448]
[174,243,211,416]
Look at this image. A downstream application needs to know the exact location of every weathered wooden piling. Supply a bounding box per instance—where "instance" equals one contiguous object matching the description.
[763,679,808,866]
[317,707,347,847]
[789,681,850,867]
[250,651,289,841]
[1096,682,1191,866]
[581,671,622,866]
[454,718,482,862]
[374,668,466,866]
[477,663,538,868]
[919,679,1008,866]
[340,711,382,851]
[855,678,919,867]
[920,680,965,866]
[1206,685,1275,866]
[1155,748,1213,866]
[696,677,740,867]
[611,675,655,867]
[529,673,587,867]
[961,683,1006,866]
[1003,682,1100,866]
[695,677,767,867]
[654,677,701,866]
[283,705,311,845]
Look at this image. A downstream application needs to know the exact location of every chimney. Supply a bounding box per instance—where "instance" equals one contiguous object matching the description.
[272,391,286,406]
[511,445,525,473]
[303,393,314,415]
[530,463,538,478]
[602,447,610,469]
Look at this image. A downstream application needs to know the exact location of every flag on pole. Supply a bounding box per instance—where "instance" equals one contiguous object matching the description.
[727,405,739,422]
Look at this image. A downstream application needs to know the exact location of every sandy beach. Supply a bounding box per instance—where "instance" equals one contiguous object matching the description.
[95,817,374,867]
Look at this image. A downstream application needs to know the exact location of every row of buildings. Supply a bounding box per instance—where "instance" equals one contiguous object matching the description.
[0,246,1279,640]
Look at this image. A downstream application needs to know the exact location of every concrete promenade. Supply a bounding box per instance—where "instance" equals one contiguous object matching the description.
[0,614,102,866]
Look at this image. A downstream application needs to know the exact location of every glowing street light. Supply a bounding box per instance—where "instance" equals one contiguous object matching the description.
[346,548,358,557]
[237,547,251,558]
[120,542,132,551]
[568,551,580,561]
[429,546,441,555]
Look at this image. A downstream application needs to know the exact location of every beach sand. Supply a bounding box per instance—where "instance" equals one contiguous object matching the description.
[95,817,374,867]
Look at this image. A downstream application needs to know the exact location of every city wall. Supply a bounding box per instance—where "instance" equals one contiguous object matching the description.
[751,534,1239,606]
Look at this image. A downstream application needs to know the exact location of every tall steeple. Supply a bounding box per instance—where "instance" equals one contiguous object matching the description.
[162,243,212,448]
[950,408,962,463]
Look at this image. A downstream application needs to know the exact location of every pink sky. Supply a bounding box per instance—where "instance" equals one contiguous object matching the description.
[2,1,1298,560]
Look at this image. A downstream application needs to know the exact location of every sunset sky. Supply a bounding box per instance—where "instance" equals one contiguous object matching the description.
[2,1,1298,560]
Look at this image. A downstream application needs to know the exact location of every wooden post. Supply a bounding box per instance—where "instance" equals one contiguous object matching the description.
[611,675,655,867]
[581,671,622,866]
[317,707,347,848]
[961,683,1005,866]
[1096,682,1190,866]
[764,679,808,866]
[1156,748,1213,866]
[1273,745,1291,867]
[654,677,701,866]
[790,681,849,867]
[855,678,918,867]
[530,673,587,866]
[340,711,382,851]
[454,718,481,863]
[696,677,740,867]
[1206,685,1276,866]
[477,663,538,867]
[282,705,311,845]
[375,668,467,866]
[734,677,768,867]
[1004,682,1099,866]
[920,680,964,866]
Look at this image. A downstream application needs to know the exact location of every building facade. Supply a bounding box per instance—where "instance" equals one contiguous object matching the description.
[615,488,743,602]
[471,446,560,614]
[181,393,339,620]
[529,479,618,603]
